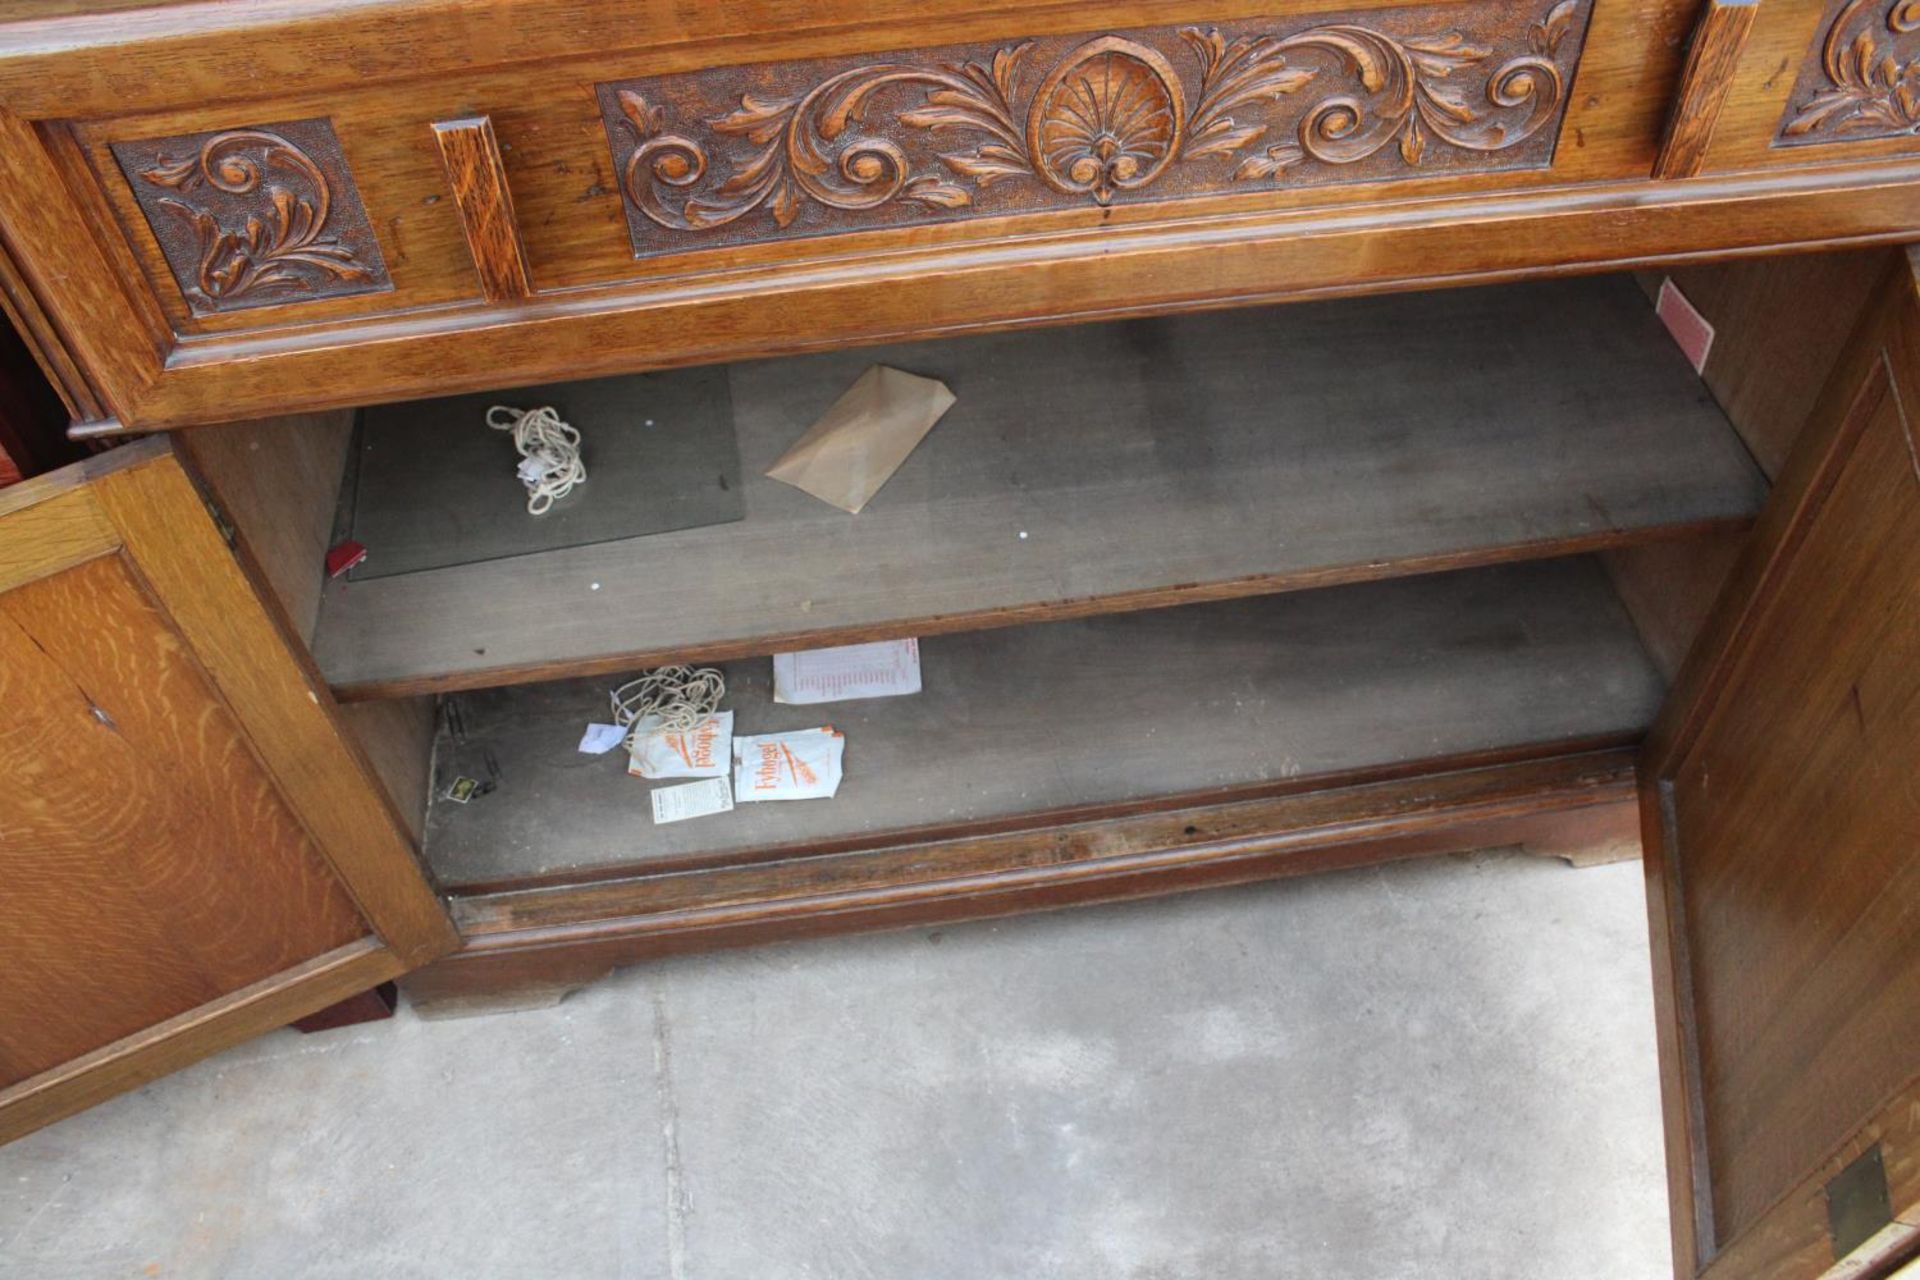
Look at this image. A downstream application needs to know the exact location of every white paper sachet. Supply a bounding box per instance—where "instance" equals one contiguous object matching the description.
[628,711,733,779]
[773,639,921,705]
[733,727,845,801]
[651,777,734,825]
[577,723,627,755]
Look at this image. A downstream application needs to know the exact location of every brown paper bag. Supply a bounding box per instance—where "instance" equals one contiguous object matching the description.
[765,365,956,513]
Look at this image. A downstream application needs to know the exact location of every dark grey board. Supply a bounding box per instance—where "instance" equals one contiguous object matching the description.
[318,275,1762,694]
[423,557,1662,888]
[344,366,742,579]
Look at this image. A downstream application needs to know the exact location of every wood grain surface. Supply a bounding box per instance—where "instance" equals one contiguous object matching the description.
[91,453,458,964]
[422,557,1663,888]
[0,938,403,1145]
[1673,356,1920,1249]
[0,554,366,1088]
[1601,529,1748,681]
[314,275,1761,698]
[1643,249,1920,1272]
[6,0,1918,431]
[1656,249,1889,479]
[1653,0,1760,180]
[432,116,533,303]
[177,408,356,642]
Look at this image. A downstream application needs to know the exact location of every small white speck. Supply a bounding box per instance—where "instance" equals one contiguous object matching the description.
[1018,531,1028,540]
[590,582,602,591]
[644,419,655,427]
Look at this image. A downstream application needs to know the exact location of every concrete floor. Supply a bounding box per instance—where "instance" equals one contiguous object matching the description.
[0,850,1669,1279]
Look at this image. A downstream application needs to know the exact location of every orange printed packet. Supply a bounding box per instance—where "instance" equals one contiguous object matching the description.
[628,711,733,780]
[732,727,845,801]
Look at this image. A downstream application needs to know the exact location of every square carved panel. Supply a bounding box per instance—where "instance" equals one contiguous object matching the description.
[111,118,392,315]
[598,0,1592,260]
[1777,0,1920,145]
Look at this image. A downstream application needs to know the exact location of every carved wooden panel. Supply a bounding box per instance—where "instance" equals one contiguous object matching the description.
[110,118,391,315]
[597,0,1593,259]
[1776,0,1920,144]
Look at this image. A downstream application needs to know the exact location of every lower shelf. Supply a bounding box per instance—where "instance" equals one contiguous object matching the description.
[424,556,1661,891]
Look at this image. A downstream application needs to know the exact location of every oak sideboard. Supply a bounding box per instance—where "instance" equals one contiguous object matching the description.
[1,1,1918,1275]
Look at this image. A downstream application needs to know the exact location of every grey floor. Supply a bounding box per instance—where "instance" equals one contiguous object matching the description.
[0,850,1669,1279]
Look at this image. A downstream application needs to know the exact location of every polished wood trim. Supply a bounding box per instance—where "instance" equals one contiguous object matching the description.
[0,0,1574,116]
[0,489,115,594]
[1643,778,1717,1276]
[1653,0,1761,180]
[410,751,1638,1008]
[0,110,160,422]
[0,938,401,1144]
[97,162,1920,431]
[88,451,458,965]
[0,236,98,423]
[432,116,534,302]
[448,731,1647,896]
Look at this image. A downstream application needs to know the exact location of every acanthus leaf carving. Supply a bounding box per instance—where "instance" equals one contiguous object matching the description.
[601,1,1589,255]
[113,120,389,314]
[1779,0,1920,142]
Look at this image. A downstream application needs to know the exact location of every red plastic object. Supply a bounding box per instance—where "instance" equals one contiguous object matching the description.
[325,540,368,578]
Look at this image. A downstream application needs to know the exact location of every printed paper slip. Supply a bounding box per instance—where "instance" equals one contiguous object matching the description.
[773,639,921,704]
[651,777,734,824]
[733,727,844,801]
[628,711,733,779]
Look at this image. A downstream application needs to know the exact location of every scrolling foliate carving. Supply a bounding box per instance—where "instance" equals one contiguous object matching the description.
[111,118,391,315]
[598,0,1591,258]
[1777,0,1920,143]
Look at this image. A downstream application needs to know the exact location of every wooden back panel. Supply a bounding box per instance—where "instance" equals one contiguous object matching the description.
[1645,250,1920,1276]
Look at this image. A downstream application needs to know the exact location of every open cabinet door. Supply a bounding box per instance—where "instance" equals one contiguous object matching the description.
[1643,249,1920,1280]
[0,437,455,1143]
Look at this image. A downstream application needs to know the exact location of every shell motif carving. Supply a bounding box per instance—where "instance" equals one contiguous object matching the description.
[600,1,1589,254]
[1027,38,1186,203]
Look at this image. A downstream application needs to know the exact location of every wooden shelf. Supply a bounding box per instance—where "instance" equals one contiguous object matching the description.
[314,275,1761,699]
[422,558,1663,891]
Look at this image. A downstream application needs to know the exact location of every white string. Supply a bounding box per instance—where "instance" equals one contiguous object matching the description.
[488,404,585,515]
[611,665,726,739]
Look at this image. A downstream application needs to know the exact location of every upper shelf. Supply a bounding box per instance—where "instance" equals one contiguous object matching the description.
[313,275,1764,699]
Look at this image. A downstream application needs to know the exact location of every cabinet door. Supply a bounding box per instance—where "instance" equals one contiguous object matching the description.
[1643,249,1920,1278]
[0,439,455,1142]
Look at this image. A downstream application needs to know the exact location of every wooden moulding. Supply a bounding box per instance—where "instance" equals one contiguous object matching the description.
[401,749,1641,1015]
[0,939,403,1144]
[431,116,534,303]
[1652,0,1761,181]
[51,162,1920,432]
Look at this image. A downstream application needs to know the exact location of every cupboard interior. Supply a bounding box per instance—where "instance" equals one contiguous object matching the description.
[179,252,1887,903]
